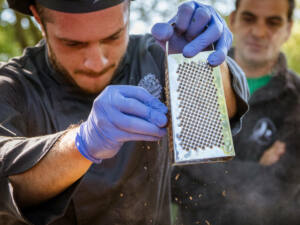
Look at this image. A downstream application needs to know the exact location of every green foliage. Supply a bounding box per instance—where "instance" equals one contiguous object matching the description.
[0,0,42,61]
[282,21,300,75]
[0,23,22,61]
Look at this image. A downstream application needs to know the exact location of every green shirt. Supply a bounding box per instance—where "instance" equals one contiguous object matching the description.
[247,74,272,96]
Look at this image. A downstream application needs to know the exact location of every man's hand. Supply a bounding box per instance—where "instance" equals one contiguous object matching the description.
[259,141,286,166]
[151,1,232,66]
[75,85,168,163]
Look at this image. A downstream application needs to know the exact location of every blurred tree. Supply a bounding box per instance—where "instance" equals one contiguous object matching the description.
[130,0,234,34]
[282,21,300,75]
[130,0,176,34]
[0,0,42,61]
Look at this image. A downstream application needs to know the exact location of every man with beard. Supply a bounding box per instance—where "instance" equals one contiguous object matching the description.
[0,0,248,224]
[172,0,300,224]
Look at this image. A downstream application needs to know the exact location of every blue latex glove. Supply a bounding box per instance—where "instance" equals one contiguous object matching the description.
[151,1,232,66]
[75,85,168,163]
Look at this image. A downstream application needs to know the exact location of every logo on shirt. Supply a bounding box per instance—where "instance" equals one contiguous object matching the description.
[138,73,162,99]
[250,118,277,146]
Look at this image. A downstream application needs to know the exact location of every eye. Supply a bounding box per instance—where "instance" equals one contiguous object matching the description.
[110,34,121,40]
[102,34,122,44]
[267,19,283,28]
[63,41,86,47]
[241,15,255,24]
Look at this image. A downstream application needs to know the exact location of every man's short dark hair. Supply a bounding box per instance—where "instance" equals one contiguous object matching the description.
[235,0,295,21]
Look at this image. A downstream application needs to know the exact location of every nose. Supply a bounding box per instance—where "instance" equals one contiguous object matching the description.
[83,43,109,72]
[251,21,268,38]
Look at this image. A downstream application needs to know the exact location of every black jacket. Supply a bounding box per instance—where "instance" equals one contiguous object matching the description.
[0,35,248,225]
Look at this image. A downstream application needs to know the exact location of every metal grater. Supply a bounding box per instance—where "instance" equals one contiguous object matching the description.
[165,50,235,165]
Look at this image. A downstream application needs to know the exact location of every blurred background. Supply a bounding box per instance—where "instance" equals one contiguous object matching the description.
[0,0,300,73]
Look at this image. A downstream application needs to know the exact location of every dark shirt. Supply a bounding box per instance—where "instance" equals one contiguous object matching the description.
[233,51,300,161]
[0,35,248,225]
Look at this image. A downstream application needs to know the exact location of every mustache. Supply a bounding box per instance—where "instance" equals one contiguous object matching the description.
[74,64,115,77]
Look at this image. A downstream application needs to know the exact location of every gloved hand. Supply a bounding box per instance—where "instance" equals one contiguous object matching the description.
[75,85,168,163]
[151,1,232,66]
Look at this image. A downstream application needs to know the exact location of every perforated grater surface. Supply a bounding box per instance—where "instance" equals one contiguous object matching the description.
[165,51,235,165]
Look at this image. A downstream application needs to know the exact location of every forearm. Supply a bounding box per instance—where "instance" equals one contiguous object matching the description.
[9,127,92,208]
[220,61,237,118]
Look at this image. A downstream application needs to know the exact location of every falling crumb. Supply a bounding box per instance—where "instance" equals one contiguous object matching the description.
[225,170,229,174]
[205,220,211,225]
[175,173,180,181]
[144,202,148,207]
[198,194,202,198]
[195,221,201,224]
[189,196,193,200]
[120,193,124,198]
[222,190,226,197]
[175,197,179,202]
[144,166,148,170]
[146,145,151,150]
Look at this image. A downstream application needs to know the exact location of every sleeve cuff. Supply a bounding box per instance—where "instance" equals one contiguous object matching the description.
[226,56,250,136]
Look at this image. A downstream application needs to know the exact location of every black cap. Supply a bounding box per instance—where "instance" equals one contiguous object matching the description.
[7,0,125,15]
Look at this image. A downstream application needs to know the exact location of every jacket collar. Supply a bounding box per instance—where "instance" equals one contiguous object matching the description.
[229,48,297,104]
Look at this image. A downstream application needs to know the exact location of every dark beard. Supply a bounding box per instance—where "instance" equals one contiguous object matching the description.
[47,43,80,88]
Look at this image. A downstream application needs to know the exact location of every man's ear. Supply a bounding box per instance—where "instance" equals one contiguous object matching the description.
[29,5,46,37]
[228,11,237,31]
[29,5,41,25]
